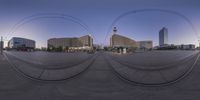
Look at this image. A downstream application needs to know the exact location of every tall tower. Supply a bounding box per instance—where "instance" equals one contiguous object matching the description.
[159,27,168,46]
[110,27,118,47]
[113,27,117,34]
[88,33,93,47]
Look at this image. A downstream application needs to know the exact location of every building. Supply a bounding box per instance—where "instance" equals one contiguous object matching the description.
[137,41,153,50]
[110,34,137,48]
[110,27,154,53]
[157,44,177,50]
[79,35,93,47]
[159,27,168,46]
[47,35,93,51]
[48,38,82,48]
[110,27,137,48]
[156,44,196,50]
[110,27,137,53]
[180,44,195,50]
[8,37,36,51]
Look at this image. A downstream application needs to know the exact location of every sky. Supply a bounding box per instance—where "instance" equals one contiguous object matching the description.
[0,0,200,48]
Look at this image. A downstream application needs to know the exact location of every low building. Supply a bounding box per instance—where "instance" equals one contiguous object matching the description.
[180,44,195,50]
[157,44,177,50]
[47,35,93,52]
[137,41,153,50]
[156,44,196,50]
[8,37,35,51]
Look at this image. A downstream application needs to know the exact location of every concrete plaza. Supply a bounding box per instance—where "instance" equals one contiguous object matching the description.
[0,51,200,100]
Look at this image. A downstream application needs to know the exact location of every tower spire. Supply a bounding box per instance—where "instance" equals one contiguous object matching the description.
[113,27,117,34]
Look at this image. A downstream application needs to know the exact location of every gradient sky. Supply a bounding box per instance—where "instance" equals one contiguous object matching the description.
[0,0,200,48]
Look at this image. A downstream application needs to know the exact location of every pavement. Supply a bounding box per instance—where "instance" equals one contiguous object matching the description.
[1,51,200,100]
[110,50,199,67]
[106,52,199,85]
[4,52,97,81]
[4,51,92,67]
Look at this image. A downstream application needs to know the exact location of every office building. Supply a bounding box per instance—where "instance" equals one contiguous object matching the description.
[110,27,137,48]
[159,27,168,46]
[79,35,93,47]
[110,34,137,48]
[8,37,36,51]
[180,44,195,50]
[48,38,82,48]
[47,35,93,51]
[137,41,153,50]
[110,27,138,53]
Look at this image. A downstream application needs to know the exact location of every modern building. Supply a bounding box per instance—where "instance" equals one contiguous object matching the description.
[110,27,154,53]
[156,44,196,50]
[8,37,36,51]
[110,34,137,48]
[110,27,138,53]
[79,35,93,47]
[47,35,93,51]
[179,44,195,50]
[159,27,168,46]
[48,38,82,48]
[110,27,137,48]
[137,41,153,50]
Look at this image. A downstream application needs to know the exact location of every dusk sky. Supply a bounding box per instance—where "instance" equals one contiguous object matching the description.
[0,0,200,48]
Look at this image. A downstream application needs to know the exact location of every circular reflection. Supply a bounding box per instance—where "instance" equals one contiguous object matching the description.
[4,13,96,81]
[105,9,200,85]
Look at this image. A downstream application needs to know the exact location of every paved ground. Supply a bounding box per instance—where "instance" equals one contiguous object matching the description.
[110,50,199,67]
[5,51,92,67]
[1,51,200,100]
[106,51,199,85]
